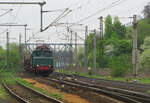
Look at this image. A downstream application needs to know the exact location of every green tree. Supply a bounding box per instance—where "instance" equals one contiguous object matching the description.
[105,15,113,39]
[109,55,132,77]
[85,33,108,68]
[114,40,132,56]
[97,39,107,67]
[77,46,84,66]
[140,49,150,70]
[137,19,150,45]
[9,43,21,68]
[113,17,126,39]
[0,47,6,68]
[141,36,150,50]
[140,36,150,70]
[124,17,150,46]
[143,2,150,19]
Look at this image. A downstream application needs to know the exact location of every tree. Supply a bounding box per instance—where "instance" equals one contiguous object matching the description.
[85,32,108,68]
[141,36,150,50]
[77,46,84,66]
[85,33,94,67]
[143,2,150,19]
[113,17,126,39]
[140,49,150,70]
[0,47,6,68]
[109,54,131,77]
[114,40,132,56]
[137,19,150,46]
[140,36,150,70]
[105,15,113,39]
[9,43,21,67]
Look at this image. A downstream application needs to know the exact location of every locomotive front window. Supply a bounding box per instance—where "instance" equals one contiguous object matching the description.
[33,51,52,57]
[44,51,52,56]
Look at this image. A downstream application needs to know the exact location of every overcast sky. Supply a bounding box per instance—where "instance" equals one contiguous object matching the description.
[0,0,149,46]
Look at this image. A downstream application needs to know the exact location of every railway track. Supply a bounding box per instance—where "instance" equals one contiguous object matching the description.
[48,72,150,103]
[1,77,64,103]
[2,81,29,103]
[53,72,150,93]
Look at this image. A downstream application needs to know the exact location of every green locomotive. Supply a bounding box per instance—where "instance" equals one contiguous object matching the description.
[24,45,54,76]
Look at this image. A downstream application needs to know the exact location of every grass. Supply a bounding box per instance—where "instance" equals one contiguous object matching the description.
[56,69,150,84]
[0,69,17,85]
[138,78,150,84]
[57,69,106,79]
[148,90,150,94]
[0,69,17,99]
[0,84,9,99]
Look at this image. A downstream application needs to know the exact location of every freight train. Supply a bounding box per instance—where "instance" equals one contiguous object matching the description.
[24,45,54,76]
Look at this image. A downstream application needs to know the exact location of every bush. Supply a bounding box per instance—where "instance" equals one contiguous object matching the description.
[109,55,132,77]
[114,40,132,56]
[0,43,21,69]
[140,49,150,70]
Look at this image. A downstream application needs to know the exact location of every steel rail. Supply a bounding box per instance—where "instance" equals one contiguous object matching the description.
[10,75,64,103]
[1,81,29,103]
[54,72,150,91]
[48,73,150,103]
[16,80,64,103]
[63,79,150,103]
[46,78,142,103]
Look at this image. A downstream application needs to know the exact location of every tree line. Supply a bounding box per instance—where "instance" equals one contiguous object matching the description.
[78,2,150,77]
[0,43,21,69]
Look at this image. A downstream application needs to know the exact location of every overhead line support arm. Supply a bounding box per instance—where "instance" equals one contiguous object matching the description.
[0,2,46,5]
[0,1,46,32]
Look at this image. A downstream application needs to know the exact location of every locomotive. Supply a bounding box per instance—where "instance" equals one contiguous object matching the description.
[24,45,54,76]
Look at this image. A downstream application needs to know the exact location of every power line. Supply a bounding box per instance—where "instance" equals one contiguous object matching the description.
[0,30,7,35]
[43,8,68,13]
[12,4,23,22]
[74,0,127,24]
[0,9,13,17]
[42,8,72,32]
[26,30,41,42]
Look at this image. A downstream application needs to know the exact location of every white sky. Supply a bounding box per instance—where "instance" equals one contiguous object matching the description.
[0,0,149,47]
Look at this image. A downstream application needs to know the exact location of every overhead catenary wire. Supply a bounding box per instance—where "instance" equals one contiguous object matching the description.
[55,10,72,23]
[0,9,13,17]
[42,8,72,32]
[41,0,128,41]
[0,30,8,35]
[12,1,23,23]
[26,30,41,42]
[42,8,69,31]
[74,0,128,25]
[43,8,68,13]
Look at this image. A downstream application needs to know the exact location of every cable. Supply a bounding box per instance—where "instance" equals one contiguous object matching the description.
[26,30,41,42]
[74,0,127,24]
[42,8,72,31]
[0,30,7,35]
[12,3,23,22]
[67,0,82,8]
[0,9,13,17]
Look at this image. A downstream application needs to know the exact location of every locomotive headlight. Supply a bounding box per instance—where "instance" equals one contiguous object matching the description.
[36,65,39,67]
